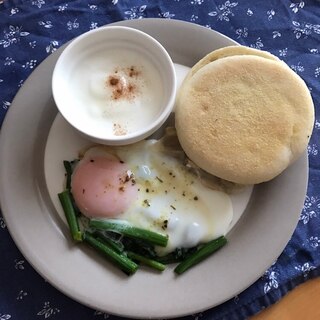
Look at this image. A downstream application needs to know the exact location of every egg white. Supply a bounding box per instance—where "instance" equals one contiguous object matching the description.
[80,142,233,255]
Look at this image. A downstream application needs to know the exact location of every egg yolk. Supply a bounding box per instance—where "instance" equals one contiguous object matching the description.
[71,155,138,218]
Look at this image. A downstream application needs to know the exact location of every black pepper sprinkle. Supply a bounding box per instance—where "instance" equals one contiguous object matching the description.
[82,189,85,194]
[162,219,168,230]
[146,188,149,193]
[138,188,140,191]
[194,196,198,201]
[165,190,168,194]
[143,199,150,207]
[170,205,176,210]
[169,172,172,176]
[120,160,124,164]
[119,186,125,192]
[90,159,94,163]
[182,191,186,196]
[156,176,163,183]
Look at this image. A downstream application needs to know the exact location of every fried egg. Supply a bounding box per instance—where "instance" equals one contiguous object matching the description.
[71,140,233,254]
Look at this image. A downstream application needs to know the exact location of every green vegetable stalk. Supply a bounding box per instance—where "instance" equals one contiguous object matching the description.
[90,219,168,247]
[58,190,82,242]
[174,236,227,275]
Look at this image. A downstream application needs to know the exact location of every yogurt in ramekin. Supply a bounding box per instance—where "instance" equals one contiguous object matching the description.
[52,26,176,145]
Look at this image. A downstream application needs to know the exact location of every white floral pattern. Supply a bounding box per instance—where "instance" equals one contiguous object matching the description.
[22,59,37,69]
[58,4,68,12]
[124,5,147,19]
[292,21,320,39]
[246,8,253,16]
[4,57,15,66]
[38,21,53,29]
[18,79,24,88]
[295,262,316,276]
[93,310,109,318]
[90,22,99,30]
[190,14,199,22]
[88,4,98,11]
[191,0,205,4]
[267,9,275,21]
[10,8,19,16]
[308,144,318,156]
[2,101,10,110]
[0,26,29,48]
[158,12,175,19]
[278,48,288,57]
[0,216,6,228]
[309,236,320,249]
[37,302,60,318]
[46,40,59,53]
[67,19,79,30]
[250,37,264,49]
[290,1,305,13]
[29,41,37,48]
[235,27,248,38]
[290,62,305,73]
[208,1,238,22]
[263,268,279,294]
[272,30,281,38]
[14,259,25,270]
[16,290,28,301]
[309,48,319,54]
[32,0,45,9]
[300,196,320,224]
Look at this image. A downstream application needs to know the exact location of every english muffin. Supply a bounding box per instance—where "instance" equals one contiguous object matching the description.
[175,55,314,184]
[177,46,281,108]
[186,46,280,80]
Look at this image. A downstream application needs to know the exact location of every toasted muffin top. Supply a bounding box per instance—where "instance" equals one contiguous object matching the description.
[175,54,314,184]
[186,46,279,81]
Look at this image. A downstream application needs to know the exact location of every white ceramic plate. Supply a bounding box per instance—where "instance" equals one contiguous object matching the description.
[0,19,308,319]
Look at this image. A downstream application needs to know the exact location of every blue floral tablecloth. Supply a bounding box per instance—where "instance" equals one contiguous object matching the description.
[0,1,319,319]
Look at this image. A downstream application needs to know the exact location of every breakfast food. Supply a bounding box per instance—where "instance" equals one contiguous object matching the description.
[52,26,177,146]
[63,48,164,137]
[71,139,232,254]
[57,44,313,276]
[185,45,280,80]
[59,131,232,274]
[176,48,314,185]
